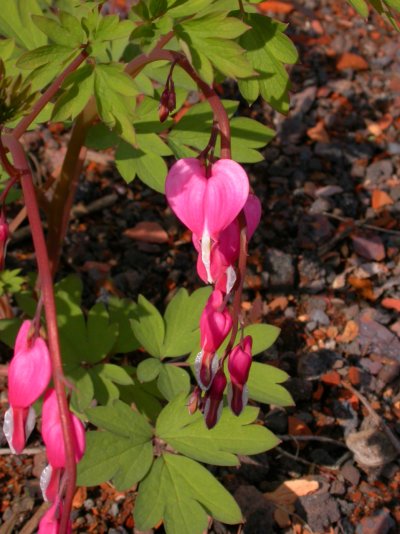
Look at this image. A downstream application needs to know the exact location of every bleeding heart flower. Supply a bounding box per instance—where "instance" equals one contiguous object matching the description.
[3,320,52,454]
[200,290,232,353]
[195,290,232,390]
[193,194,262,292]
[227,336,253,416]
[166,158,249,282]
[40,389,85,503]
[41,389,85,468]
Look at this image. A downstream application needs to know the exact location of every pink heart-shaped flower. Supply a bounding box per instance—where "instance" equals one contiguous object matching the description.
[166,158,249,238]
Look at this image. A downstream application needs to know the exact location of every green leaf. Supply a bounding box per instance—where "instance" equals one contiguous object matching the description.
[85,123,120,150]
[68,366,94,413]
[247,362,294,406]
[32,15,81,47]
[137,358,162,383]
[107,297,140,353]
[347,0,369,16]
[89,366,120,405]
[52,65,94,121]
[59,11,86,44]
[94,65,136,145]
[0,318,22,348]
[384,0,400,11]
[157,364,191,401]
[101,364,134,386]
[131,295,165,358]
[86,399,153,438]
[85,303,119,364]
[0,0,47,50]
[96,64,138,96]
[77,429,153,490]
[115,141,167,193]
[17,45,75,70]
[167,0,214,18]
[135,454,242,532]
[162,287,211,357]
[176,12,254,82]
[157,394,279,465]
[239,14,296,113]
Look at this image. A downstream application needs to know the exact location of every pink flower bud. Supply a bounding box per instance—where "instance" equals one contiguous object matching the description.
[41,389,86,469]
[8,321,52,408]
[203,368,227,429]
[227,336,253,416]
[38,501,71,534]
[3,321,52,453]
[200,290,232,353]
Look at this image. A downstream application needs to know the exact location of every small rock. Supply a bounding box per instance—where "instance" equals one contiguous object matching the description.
[234,485,275,532]
[365,160,393,184]
[298,349,340,378]
[237,453,270,485]
[355,508,395,534]
[340,461,361,486]
[265,408,288,434]
[264,249,295,288]
[330,480,346,496]
[345,428,398,468]
[377,359,400,384]
[296,491,340,531]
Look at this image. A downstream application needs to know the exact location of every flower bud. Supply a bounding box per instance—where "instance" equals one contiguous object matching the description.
[187,386,202,415]
[41,389,86,469]
[203,368,227,429]
[200,290,232,353]
[227,336,252,416]
[167,79,176,112]
[3,321,52,453]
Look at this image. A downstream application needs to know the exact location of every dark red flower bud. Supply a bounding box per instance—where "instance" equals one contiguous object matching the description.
[227,336,252,416]
[203,368,227,429]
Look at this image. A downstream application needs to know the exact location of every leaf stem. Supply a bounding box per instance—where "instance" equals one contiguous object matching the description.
[1,134,76,534]
[13,48,89,140]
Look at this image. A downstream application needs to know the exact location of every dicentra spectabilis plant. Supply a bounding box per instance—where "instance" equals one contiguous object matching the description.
[0,1,397,533]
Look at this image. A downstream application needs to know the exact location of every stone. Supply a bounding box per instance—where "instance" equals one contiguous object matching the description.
[263,248,295,289]
[355,508,395,534]
[296,491,340,531]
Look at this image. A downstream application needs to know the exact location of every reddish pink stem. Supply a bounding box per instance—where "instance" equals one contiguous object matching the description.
[2,135,75,534]
[13,49,88,140]
[126,49,231,158]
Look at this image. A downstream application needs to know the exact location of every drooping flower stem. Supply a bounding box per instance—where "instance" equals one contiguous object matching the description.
[1,135,76,534]
[46,43,231,272]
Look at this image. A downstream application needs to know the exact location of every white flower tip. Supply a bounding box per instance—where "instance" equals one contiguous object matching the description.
[201,232,213,284]
[40,464,53,502]
[3,408,16,454]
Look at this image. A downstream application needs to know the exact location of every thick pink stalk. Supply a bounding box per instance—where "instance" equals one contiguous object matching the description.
[2,135,75,534]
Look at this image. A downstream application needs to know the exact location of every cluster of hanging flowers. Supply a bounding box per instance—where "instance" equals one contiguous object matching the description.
[2,320,85,533]
[165,157,261,428]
